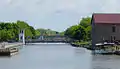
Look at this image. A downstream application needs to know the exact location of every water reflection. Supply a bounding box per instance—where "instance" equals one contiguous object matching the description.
[92,55,120,69]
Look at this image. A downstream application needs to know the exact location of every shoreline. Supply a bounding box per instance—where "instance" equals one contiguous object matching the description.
[70,42,120,55]
[70,42,93,50]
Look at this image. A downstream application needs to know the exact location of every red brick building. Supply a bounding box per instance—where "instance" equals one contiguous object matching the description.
[91,13,120,46]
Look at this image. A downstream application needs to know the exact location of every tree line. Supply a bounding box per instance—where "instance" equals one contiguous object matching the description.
[0,20,40,42]
[36,28,59,36]
[0,20,62,42]
[0,17,91,42]
[64,17,92,42]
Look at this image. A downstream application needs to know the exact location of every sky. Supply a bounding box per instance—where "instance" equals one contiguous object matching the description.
[0,0,120,32]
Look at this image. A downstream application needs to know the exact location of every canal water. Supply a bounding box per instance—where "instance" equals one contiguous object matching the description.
[0,43,120,69]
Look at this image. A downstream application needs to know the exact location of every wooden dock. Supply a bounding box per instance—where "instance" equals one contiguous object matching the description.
[0,42,23,56]
[93,42,120,55]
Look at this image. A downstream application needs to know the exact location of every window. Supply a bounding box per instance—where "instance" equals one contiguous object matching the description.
[112,25,116,32]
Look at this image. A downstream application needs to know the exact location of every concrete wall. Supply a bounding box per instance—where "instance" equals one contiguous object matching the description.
[92,23,120,46]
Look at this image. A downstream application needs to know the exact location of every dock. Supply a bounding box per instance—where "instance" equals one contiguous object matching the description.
[93,42,120,55]
[0,42,23,56]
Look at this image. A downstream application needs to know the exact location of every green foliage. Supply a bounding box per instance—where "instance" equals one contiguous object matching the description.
[85,26,92,40]
[65,25,86,40]
[0,17,92,42]
[35,30,41,36]
[0,30,8,41]
[59,32,65,36]
[80,17,91,28]
[65,17,92,41]
[0,20,37,42]
[37,28,59,36]
[0,20,61,42]
[16,20,34,38]
[29,26,36,36]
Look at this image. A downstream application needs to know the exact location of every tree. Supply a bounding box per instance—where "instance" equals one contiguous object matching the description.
[16,20,35,38]
[0,21,36,42]
[65,25,86,40]
[29,26,36,36]
[59,32,64,36]
[79,17,91,28]
[65,25,78,38]
[65,17,92,41]
[11,23,19,40]
[0,23,17,41]
[35,30,41,36]
[79,17,92,41]
[85,26,92,40]
[37,28,59,36]
[0,30,9,41]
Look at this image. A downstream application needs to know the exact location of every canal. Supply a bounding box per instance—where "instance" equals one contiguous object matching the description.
[0,43,120,69]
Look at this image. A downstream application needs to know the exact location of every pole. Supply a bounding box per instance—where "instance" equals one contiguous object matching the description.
[22,29,25,45]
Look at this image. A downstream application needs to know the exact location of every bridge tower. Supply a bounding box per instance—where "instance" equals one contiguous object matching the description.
[19,29,25,44]
[39,36,44,40]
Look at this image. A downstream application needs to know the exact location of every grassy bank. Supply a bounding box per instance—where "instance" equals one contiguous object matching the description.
[70,41,93,50]
[73,41,90,45]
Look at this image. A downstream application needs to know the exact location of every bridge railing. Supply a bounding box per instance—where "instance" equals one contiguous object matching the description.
[25,35,73,43]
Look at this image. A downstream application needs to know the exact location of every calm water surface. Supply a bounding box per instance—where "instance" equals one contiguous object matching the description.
[0,43,120,69]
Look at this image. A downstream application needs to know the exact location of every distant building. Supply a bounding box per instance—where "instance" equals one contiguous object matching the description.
[91,13,120,47]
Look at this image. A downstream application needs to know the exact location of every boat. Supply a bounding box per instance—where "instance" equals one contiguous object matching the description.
[93,42,115,55]
[93,49,114,55]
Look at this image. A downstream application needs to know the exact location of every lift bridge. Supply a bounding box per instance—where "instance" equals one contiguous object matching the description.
[18,29,72,44]
[25,35,72,43]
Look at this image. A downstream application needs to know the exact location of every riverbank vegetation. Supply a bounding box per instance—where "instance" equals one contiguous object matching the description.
[65,17,92,45]
[0,17,91,43]
[0,20,39,42]
[0,20,62,42]
[36,28,60,36]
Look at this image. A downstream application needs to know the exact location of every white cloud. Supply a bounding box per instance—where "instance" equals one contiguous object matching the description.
[0,0,120,31]
[100,0,120,12]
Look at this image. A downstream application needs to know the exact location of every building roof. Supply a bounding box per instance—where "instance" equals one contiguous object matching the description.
[93,13,120,24]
